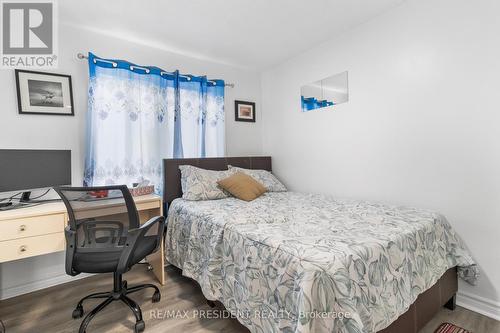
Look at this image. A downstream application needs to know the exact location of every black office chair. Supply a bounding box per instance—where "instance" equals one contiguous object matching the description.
[54,185,165,333]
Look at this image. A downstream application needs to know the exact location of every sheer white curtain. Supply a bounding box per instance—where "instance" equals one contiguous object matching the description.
[84,53,225,193]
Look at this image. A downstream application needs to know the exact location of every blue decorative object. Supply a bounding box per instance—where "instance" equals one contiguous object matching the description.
[301,96,334,112]
[84,53,225,194]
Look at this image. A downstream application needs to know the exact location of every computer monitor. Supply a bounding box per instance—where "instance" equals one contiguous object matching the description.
[0,149,71,202]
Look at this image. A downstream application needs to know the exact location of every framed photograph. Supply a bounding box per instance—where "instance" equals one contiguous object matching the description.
[15,69,74,116]
[235,100,255,122]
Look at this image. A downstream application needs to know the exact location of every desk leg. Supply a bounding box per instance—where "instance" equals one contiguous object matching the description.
[142,206,165,285]
[147,238,165,285]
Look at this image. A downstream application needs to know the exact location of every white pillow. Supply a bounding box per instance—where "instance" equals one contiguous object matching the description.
[227,165,287,192]
[179,165,233,201]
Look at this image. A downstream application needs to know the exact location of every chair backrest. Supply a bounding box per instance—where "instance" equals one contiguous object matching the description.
[55,185,140,251]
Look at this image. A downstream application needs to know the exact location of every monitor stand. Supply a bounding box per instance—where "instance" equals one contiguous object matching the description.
[20,191,32,202]
[0,192,31,210]
[0,202,35,211]
[0,202,13,208]
[0,191,60,211]
[1,192,40,211]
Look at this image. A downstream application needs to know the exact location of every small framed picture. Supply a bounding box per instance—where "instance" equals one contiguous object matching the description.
[15,69,74,116]
[235,100,255,122]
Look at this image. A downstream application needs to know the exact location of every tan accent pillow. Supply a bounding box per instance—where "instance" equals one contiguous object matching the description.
[217,172,267,201]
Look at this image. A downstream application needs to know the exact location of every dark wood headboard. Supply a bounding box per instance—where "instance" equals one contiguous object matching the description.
[163,156,272,204]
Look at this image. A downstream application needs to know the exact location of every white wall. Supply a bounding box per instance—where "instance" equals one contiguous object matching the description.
[262,0,500,320]
[0,24,262,299]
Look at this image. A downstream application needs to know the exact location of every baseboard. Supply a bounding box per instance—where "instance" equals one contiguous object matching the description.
[0,273,92,300]
[457,290,500,322]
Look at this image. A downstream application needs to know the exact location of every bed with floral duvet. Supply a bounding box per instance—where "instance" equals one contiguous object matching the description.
[165,191,477,333]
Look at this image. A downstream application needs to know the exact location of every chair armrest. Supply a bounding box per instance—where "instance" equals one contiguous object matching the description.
[64,226,78,276]
[116,215,165,274]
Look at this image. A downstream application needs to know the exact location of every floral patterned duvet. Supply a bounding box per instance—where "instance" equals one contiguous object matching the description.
[165,192,477,333]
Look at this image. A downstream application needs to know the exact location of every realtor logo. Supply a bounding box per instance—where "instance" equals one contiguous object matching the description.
[1,0,58,68]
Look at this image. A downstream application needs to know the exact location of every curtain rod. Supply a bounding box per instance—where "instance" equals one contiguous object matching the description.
[77,53,235,88]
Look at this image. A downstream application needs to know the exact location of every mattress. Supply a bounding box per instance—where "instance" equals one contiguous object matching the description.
[165,192,477,333]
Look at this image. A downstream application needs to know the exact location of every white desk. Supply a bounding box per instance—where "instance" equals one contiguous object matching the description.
[0,194,165,284]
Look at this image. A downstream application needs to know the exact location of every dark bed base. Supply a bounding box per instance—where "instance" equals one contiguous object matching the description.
[162,157,458,333]
[380,267,457,333]
[190,266,457,333]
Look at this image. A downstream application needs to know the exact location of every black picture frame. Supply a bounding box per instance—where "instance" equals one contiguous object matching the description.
[235,100,256,122]
[15,69,74,116]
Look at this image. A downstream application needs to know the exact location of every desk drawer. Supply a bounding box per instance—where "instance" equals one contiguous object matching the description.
[0,232,65,262]
[136,200,161,212]
[0,213,65,241]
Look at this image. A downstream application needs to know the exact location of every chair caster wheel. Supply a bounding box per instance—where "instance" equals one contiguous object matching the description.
[152,291,161,303]
[135,320,145,333]
[72,305,83,319]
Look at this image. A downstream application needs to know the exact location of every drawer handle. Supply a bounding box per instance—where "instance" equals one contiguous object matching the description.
[20,245,27,252]
[19,224,27,232]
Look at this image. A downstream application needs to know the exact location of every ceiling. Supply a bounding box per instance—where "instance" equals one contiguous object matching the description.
[60,0,405,70]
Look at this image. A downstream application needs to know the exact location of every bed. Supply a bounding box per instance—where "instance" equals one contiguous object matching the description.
[163,157,477,333]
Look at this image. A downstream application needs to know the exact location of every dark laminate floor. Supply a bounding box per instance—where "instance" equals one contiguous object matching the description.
[1,265,498,333]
